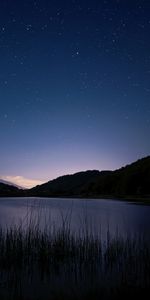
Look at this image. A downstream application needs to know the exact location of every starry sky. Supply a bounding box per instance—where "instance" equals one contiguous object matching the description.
[0,0,150,188]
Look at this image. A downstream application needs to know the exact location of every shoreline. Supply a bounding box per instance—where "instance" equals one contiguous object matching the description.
[0,194,150,205]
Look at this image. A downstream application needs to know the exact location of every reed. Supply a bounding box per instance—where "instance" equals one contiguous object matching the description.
[0,213,149,300]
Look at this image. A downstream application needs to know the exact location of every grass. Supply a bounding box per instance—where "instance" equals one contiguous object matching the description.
[0,212,150,299]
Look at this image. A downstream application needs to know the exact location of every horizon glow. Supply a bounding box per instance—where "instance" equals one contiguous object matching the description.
[0,1,150,182]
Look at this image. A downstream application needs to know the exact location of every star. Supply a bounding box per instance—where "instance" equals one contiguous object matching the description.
[0,0,149,180]
[26,25,32,31]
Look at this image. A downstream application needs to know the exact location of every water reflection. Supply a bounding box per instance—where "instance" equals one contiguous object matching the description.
[0,197,150,300]
[0,197,149,239]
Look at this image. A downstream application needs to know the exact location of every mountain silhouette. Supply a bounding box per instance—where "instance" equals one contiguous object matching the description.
[29,170,102,197]
[29,156,150,199]
[0,156,150,199]
[0,182,22,197]
[0,179,22,189]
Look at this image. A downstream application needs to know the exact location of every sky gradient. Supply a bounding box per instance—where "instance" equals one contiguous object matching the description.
[0,0,150,188]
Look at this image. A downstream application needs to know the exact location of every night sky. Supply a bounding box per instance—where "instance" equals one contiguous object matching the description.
[0,0,150,188]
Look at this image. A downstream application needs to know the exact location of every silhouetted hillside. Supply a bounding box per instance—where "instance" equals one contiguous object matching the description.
[0,183,23,197]
[1,156,150,199]
[0,179,22,189]
[29,170,102,197]
[84,156,150,198]
[29,156,150,199]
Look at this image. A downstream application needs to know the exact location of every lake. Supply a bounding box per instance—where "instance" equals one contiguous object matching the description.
[0,197,150,299]
[0,197,150,239]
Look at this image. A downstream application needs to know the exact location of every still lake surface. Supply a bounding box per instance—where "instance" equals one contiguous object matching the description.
[1,197,150,299]
[0,197,150,239]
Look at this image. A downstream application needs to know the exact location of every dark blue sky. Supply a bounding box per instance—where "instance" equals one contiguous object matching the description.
[0,0,150,187]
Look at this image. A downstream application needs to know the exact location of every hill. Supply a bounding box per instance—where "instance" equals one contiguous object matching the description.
[29,170,103,197]
[0,179,22,189]
[28,156,150,199]
[0,156,150,199]
[83,156,150,198]
[0,182,23,197]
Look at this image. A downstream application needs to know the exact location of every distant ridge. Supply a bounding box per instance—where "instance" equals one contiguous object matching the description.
[0,179,23,189]
[0,182,22,197]
[30,170,103,197]
[0,156,150,200]
[29,156,150,199]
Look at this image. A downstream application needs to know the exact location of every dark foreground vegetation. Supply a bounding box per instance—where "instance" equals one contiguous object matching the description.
[0,156,150,201]
[0,220,150,300]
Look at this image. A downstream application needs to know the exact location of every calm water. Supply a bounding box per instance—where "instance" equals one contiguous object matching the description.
[0,197,150,238]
